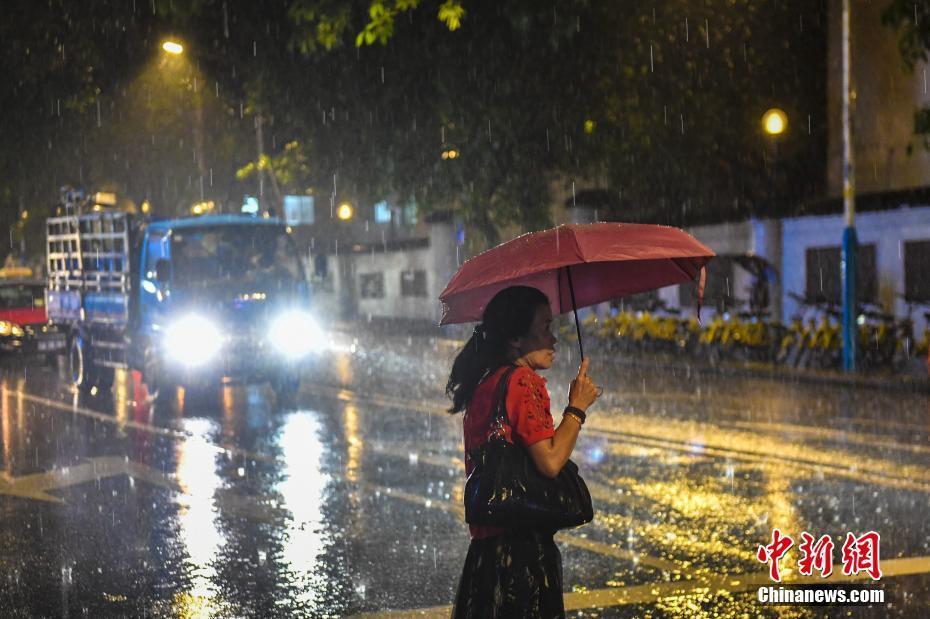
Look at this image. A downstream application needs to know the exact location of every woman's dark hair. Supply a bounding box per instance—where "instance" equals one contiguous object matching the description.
[445,285,550,413]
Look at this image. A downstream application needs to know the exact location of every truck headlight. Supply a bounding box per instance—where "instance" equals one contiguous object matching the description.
[165,314,223,366]
[270,311,325,358]
[0,321,24,338]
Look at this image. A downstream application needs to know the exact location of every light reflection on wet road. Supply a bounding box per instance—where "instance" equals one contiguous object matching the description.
[0,326,928,617]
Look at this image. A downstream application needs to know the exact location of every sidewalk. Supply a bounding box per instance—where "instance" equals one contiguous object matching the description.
[329,318,930,395]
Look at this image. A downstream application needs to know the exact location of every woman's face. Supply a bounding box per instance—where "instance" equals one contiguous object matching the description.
[511,304,557,370]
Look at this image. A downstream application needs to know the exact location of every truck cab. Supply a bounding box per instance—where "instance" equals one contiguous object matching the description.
[47,212,322,401]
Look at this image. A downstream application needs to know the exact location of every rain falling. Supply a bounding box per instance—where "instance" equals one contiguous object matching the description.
[0,1,928,617]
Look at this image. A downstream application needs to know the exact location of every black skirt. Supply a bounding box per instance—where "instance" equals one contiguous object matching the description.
[451,529,564,619]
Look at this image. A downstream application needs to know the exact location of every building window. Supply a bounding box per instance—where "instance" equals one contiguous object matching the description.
[400,270,427,297]
[359,272,385,299]
[283,195,315,225]
[904,240,930,301]
[804,244,876,304]
[374,200,392,224]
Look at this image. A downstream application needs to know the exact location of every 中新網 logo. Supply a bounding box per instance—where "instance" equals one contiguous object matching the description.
[756,529,882,582]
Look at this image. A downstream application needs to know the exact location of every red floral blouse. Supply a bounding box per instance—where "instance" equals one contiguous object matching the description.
[463,365,556,540]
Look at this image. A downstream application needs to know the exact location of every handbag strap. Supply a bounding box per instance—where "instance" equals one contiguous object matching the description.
[487,365,518,440]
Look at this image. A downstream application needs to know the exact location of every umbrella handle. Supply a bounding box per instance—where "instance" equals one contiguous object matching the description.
[565,266,584,359]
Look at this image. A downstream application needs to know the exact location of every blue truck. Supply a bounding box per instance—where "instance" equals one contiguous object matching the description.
[46,211,322,401]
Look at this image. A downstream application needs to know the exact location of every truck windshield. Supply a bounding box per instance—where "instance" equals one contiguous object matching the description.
[170,225,302,288]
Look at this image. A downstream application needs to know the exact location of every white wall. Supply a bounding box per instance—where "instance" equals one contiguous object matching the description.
[311,208,930,331]
[312,222,458,324]
[674,207,930,330]
[782,205,930,327]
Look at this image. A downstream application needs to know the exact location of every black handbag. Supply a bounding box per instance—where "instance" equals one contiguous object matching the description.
[463,366,594,530]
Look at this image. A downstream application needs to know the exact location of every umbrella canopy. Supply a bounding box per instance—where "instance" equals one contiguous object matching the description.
[440,222,715,324]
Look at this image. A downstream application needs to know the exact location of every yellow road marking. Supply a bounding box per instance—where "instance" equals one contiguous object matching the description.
[594,429,930,494]
[722,419,930,456]
[349,555,930,618]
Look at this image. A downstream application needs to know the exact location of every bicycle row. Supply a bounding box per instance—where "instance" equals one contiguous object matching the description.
[561,293,930,374]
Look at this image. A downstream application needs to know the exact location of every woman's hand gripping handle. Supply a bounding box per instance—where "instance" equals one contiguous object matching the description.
[568,357,599,413]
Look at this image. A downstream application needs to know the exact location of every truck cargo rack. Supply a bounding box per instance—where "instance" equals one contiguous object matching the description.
[46,212,131,293]
[46,212,132,333]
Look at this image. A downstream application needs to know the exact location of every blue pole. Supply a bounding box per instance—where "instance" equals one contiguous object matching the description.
[840,0,857,372]
[841,227,857,370]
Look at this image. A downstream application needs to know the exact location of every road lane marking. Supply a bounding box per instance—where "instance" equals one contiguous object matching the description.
[595,431,930,494]
[579,417,930,490]
[3,386,189,440]
[721,419,930,456]
[629,393,930,435]
[349,554,930,617]
[0,456,178,503]
[2,386,278,464]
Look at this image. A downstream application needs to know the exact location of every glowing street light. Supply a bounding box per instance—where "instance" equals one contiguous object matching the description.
[337,202,354,221]
[162,40,184,55]
[762,108,787,136]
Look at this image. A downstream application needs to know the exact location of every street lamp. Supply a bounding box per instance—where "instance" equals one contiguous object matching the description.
[761,108,787,209]
[762,108,787,136]
[162,40,184,55]
[337,202,354,221]
[158,38,210,214]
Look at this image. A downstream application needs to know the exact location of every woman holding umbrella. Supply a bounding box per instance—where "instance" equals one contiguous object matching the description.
[441,222,712,616]
[447,285,600,618]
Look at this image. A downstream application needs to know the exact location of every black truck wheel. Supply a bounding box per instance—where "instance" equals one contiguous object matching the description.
[69,335,100,393]
[68,336,88,391]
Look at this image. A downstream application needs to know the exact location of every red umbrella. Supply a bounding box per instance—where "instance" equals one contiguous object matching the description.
[439,222,715,357]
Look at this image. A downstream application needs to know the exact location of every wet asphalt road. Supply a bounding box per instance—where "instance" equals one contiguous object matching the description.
[0,325,928,618]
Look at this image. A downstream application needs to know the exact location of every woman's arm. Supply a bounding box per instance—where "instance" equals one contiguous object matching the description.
[526,415,582,478]
[526,358,598,479]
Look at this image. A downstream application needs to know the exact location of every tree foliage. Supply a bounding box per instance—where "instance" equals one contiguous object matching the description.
[883,0,930,149]
[882,0,930,69]
[0,0,156,251]
[0,0,828,258]
[281,0,827,239]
